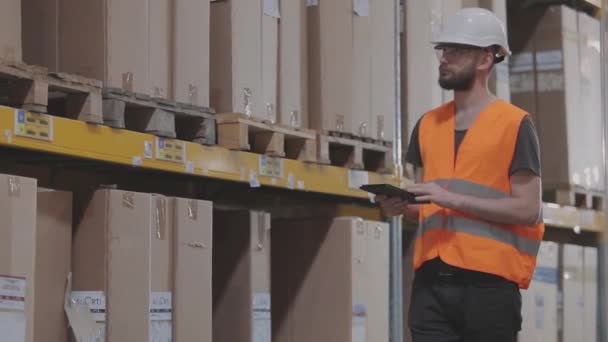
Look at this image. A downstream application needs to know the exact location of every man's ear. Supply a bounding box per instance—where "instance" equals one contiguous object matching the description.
[477,51,495,71]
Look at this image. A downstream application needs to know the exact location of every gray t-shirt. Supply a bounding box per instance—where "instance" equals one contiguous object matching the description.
[406,115,541,176]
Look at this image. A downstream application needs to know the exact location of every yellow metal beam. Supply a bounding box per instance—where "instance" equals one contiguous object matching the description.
[0,106,397,199]
[0,106,603,232]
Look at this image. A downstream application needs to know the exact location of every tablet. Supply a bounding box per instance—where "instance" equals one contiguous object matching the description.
[359,183,430,204]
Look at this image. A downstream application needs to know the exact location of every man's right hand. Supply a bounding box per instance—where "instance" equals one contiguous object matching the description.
[375,195,409,217]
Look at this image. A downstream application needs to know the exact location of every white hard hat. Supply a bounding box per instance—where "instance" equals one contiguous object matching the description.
[432,7,511,60]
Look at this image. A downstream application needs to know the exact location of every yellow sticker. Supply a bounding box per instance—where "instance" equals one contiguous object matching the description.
[156,137,185,164]
[14,110,53,141]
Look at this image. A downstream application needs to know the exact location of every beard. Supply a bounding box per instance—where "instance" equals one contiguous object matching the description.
[438,64,477,91]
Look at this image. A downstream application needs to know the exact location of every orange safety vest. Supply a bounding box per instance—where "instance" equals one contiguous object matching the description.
[415,100,545,289]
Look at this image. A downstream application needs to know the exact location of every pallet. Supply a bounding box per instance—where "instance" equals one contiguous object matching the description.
[317,133,394,173]
[543,186,603,210]
[0,61,103,124]
[327,130,392,147]
[102,89,216,145]
[216,113,317,162]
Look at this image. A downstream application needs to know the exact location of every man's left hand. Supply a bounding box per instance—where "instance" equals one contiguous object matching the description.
[406,182,457,208]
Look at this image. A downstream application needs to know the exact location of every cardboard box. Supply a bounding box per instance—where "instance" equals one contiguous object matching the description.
[0,0,22,62]
[32,190,72,342]
[71,190,172,341]
[403,0,461,142]
[518,241,559,342]
[352,10,372,138]
[0,175,37,342]
[149,0,172,98]
[210,0,265,119]
[278,0,308,128]
[172,0,211,107]
[307,0,354,134]
[370,0,396,142]
[272,217,367,342]
[213,210,271,342]
[172,197,213,342]
[509,5,603,191]
[365,220,389,342]
[54,0,150,94]
[583,247,598,342]
[562,244,584,342]
[22,0,58,68]
[262,4,279,124]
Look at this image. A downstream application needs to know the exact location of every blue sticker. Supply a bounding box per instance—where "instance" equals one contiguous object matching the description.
[533,266,558,284]
[17,110,25,123]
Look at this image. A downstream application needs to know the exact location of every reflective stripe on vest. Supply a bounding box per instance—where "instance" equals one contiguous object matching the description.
[419,214,541,256]
[417,178,541,256]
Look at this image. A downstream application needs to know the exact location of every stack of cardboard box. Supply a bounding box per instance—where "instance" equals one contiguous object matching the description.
[0,0,21,62]
[0,174,72,342]
[272,217,389,342]
[308,0,395,141]
[71,189,213,341]
[519,241,559,342]
[509,5,603,192]
[22,0,211,107]
[210,0,279,123]
[213,210,272,342]
[519,242,599,342]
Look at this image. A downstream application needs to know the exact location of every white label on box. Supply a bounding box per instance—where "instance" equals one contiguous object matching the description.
[150,292,172,342]
[537,72,565,92]
[352,303,367,342]
[253,293,271,342]
[534,292,545,329]
[264,0,280,18]
[348,170,369,190]
[0,312,26,342]
[287,173,295,190]
[509,73,535,94]
[70,291,106,322]
[0,276,26,312]
[150,292,172,321]
[150,320,172,341]
[510,52,534,73]
[0,276,26,342]
[306,0,319,6]
[354,0,370,16]
[536,50,563,71]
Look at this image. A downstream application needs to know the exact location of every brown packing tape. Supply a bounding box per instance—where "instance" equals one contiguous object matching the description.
[255,212,271,251]
[188,84,199,105]
[377,115,384,140]
[122,192,135,209]
[187,199,198,221]
[8,176,20,197]
[122,72,134,93]
[154,196,168,240]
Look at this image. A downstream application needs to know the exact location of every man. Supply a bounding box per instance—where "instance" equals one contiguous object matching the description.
[377,8,545,342]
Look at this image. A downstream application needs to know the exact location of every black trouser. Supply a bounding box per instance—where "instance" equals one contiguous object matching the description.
[408,259,522,342]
